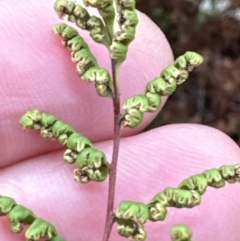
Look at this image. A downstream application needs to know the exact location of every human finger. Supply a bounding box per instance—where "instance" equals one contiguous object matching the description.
[0,124,239,240]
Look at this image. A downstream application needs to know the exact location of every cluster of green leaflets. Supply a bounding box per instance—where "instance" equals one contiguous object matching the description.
[147,164,240,222]
[121,51,204,128]
[115,163,240,241]
[52,22,113,97]
[52,0,204,130]
[0,195,64,241]
[52,0,139,98]
[53,0,138,64]
[110,0,138,62]
[19,109,109,183]
[14,0,239,240]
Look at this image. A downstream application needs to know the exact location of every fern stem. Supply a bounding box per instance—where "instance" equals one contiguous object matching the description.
[102,59,121,241]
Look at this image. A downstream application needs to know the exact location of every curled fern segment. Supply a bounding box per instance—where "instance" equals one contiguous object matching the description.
[147,188,201,222]
[173,51,204,84]
[54,1,88,28]
[178,174,208,195]
[53,23,97,75]
[122,95,149,113]
[164,188,201,208]
[160,65,179,85]
[183,51,204,71]
[0,195,65,241]
[51,121,76,145]
[201,168,225,188]
[179,164,240,193]
[82,66,114,97]
[110,0,138,62]
[115,201,149,241]
[87,16,110,44]
[95,82,113,97]
[25,218,58,241]
[9,205,36,233]
[64,132,94,163]
[145,77,177,97]
[0,195,16,216]
[82,67,111,84]
[121,109,143,128]
[121,95,147,127]
[66,35,89,52]
[54,0,112,46]
[19,109,42,130]
[178,165,240,194]
[109,42,128,62]
[54,0,74,18]
[74,147,109,183]
[19,109,76,144]
[76,147,108,168]
[83,0,115,36]
[219,164,240,183]
[121,94,161,127]
[40,113,76,143]
[53,23,78,44]
[171,224,192,241]
[144,92,162,112]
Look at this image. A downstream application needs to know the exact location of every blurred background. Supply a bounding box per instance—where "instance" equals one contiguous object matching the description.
[138,0,240,145]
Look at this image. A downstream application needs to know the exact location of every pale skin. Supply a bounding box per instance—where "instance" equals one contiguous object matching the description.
[1,1,240,240]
